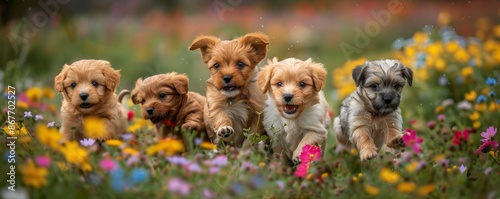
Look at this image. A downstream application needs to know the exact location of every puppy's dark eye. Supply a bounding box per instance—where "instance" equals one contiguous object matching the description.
[92,81,98,87]
[393,84,401,90]
[70,83,77,88]
[236,61,245,69]
[277,82,283,87]
[159,93,166,99]
[370,84,379,91]
[213,63,220,69]
[299,82,306,88]
[141,99,145,104]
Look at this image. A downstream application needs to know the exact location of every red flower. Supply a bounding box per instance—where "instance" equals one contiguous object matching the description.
[477,140,499,153]
[127,111,134,121]
[402,128,424,154]
[299,145,322,163]
[452,129,469,145]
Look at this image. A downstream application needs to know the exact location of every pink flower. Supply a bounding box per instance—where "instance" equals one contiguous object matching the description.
[127,111,134,121]
[481,126,497,142]
[293,163,309,178]
[299,145,321,163]
[35,155,51,167]
[402,128,424,154]
[452,129,469,146]
[99,158,117,171]
[477,140,499,153]
[167,177,190,196]
[437,114,446,122]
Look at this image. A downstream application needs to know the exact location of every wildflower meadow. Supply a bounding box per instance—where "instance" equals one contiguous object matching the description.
[1,1,500,199]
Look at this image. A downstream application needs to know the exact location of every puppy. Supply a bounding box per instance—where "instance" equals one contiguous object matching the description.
[189,32,269,147]
[131,72,206,139]
[333,59,413,161]
[54,59,129,141]
[258,57,330,162]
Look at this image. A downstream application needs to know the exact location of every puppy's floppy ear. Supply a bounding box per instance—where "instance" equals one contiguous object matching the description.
[305,59,327,91]
[188,35,220,63]
[238,32,270,63]
[258,57,278,93]
[101,61,121,91]
[352,63,368,87]
[54,64,69,92]
[172,74,189,95]
[401,65,413,86]
[131,78,143,104]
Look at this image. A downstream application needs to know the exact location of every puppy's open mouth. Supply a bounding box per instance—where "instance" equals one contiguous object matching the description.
[79,103,93,109]
[149,112,173,124]
[283,105,299,115]
[222,86,237,92]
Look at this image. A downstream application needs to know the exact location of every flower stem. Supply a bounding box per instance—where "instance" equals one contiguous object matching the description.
[489,152,500,166]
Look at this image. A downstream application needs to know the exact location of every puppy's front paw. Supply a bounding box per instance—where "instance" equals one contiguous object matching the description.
[359,147,378,161]
[387,134,405,149]
[292,148,303,162]
[216,126,234,139]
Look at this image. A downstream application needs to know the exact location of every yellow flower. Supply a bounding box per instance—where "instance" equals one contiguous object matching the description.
[19,136,32,144]
[475,103,487,112]
[437,11,450,26]
[489,102,499,111]
[473,121,481,129]
[332,58,365,100]
[467,43,481,56]
[445,41,460,53]
[416,68,429,81]
[364,184,380,196]
[57,162,69,171]
[413,32,429,44]
[434,58,446,71]
[17,101,29,109]
[3,123,29,137]
[484,39,499,52]
[434,154,446,162]
[128,118,151,132]
[83,116,109,139]
[350,148,358,155]
[122,147,139,156]
[460,67,473,77]
[258,162,266,168]
[25,87,43,102]
[306,173,313,181]
[426,42,443,57]
[352,176,358,182]
[469,112,480,121]
[60,141,92,171]
[464,91,477,102]
[435,106,444,113]
[397,182,416,193]
[146,138,184,156]
[417,184,435,196]
[406,161,418,172]
[105,139,124,147]
[200,141,217,150]
[36,124,61,150]
[380,168,400,184]
[321,172,329,179]
[358,173,363,178]
[20,160,48,188]
[42,87,55,99]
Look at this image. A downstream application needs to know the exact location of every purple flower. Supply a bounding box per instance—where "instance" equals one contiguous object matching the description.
[185,163,202,173]
[481,126,497,142]
[230,182,247,196]
[47,121,56,128]
[167,178,190,196]
[459,164,467,174]
[210,155,228,167]
[485,167,492,175]
[241,162,256,171]
[194,138,202,146]
[167,156,191,166]
[24,111,33,118]
[457,100,472,110]
[35,114,44,120]
[80,138,96,147]
[208,166,220,174]
[441,99,454,108]
[126,155,140,166]
[120,133,135,141]
[276,180,285,191]
[202,188,215,199]
[335,144,348,154]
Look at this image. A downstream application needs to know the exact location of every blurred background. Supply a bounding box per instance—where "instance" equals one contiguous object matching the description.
[0,0,499,115]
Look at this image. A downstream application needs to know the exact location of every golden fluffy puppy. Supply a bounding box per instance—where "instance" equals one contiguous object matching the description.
[333,59,413,161]
[54,59,129,141]
[131,72,206,139]
[258,57,331,162]
[189,32,269,147]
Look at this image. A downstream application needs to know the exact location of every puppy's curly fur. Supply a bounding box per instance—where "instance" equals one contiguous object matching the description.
[54,59,128,141]
[333,59,413,161]
[131,72,206,139]
[258,57,330,163]
[189,32,269,147]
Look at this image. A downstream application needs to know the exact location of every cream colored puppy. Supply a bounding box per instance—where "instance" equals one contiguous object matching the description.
[258,57,331,162]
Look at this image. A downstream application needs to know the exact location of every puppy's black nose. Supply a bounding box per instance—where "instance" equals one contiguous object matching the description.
[283,94,293,102]
[146,107,154,115]
[223,75,232,83]
[383,95,393,104]
[79,93,89,100]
